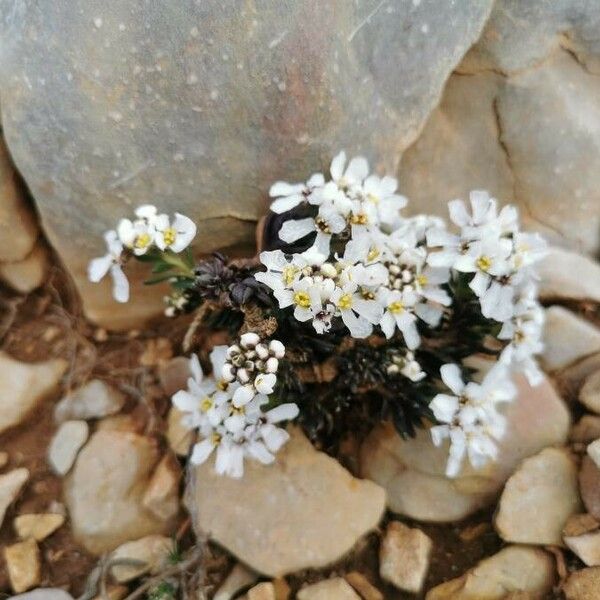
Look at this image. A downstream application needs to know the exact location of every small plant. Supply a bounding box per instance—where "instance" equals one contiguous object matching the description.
[89,151,546,478]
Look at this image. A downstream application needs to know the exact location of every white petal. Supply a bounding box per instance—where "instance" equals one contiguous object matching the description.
[170,213,197,252]
[270,194,305,214]
[345,156,369,183]
[269,181,305,198]
[88,255,112,282]
[191,439,215,465]
[110,265,130,303]
[415,302,443,326]
[440,363,465,395]
[172,390,199,413]
[255,373,276,395]
[330,151,346,181]
[246,440,275,464]
[266,403,299,423]
[469,271,491,297]
[117,219,136,246]
[430,393,459,423]
[233,384,255,407]
[279,218,315,243]
[448,199,470,227]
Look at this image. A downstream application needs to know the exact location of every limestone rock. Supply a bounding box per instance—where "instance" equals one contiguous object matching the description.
[344,573,382,600]
[557,352,600,402]
[214,563,258,600]
[537,247,600,303]
[0,242,48,294]
[425,546,555,600]
[571,416,600,444]
[166,407,195,457]
[495,447,581,545]
[0,137,38,262]
[542,307,600,371]
[297,578,360,600]
[141,454,181,521]
[55,379,126,422]
[4,538,41,594]
[14,513,65,541]
[580,456,600,520]
[0,468,29,527]
[0,1,493,327]
[186,428,385,576]
[580,371,600,415]
[92,587,128,600]
[563,567,600,600]
[360,374,569,522]
[110,535,174,583]
[0,352,67,434]
[463,0,600,75]
[588,439,600,469]
[48,420,89,475]
[64,429,172,554]
[564,528,600,566]
[11,590,74,600]
[247,583,276,600]
[379,521,432,594]
[0,451,8,468]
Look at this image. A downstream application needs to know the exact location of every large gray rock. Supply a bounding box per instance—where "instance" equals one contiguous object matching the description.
[0,0,492,327]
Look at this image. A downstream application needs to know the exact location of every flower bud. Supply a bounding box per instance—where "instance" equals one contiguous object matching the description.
[240,332,260,348]
[320,263,337,278]
[236,368,250,383]
[255,343,269,359]
[221,363,235,382]
[265,357,279,373]
[268,339,285,359]
[226,344,241,358]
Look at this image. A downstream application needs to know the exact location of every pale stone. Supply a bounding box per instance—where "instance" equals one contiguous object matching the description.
[54,379,126,422]
[11,590,73,600]
[214,563,258,600]
[580,456,600,520]
[14,513,65,541]
[247,582,276,600]
[166,406,195,457]
[494,52,600,254]
[64,429,171,554]
[360,374,569,522]
[379,521,432,594]
[537,247,600,303]
[542,307,600,371]
[563,567,600,600]
[495,447,581,545]
[110,535,174,583]
[142,454,181,521]
[0,137,38,262]
[0,242,48,294]
[588,439,600,469]
[297,578,360,600]
[344,572,383,600]
[571,416,600,444]
[91,587,128,600]
[186,428,385,576]
[463,0,600,75]
[580,370,600,415]
[399,72,514,223]
[564,529,600,566]
[4,538,41,594]
[0,1,493,327]
[0,468,29,527]
[0,451,8,468]
[48,420,89,475]
[425,546,555,600]
[158,356,191,396]
[557,352,600,401]
[0,352,67,434]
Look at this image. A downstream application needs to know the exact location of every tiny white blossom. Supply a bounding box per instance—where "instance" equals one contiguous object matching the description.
[153,212,197,253]
[88,230,130,303]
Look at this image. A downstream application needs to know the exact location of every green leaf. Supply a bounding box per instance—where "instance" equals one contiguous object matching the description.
[152,262,174,274]
[144,274,176,285]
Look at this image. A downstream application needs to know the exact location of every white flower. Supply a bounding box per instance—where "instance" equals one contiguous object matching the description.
[278,207,346,251]
[269,173,325,214]
[117,217,155,255]
[429,363,516,477]
[330,283,383,338]
[153,212,197,253]
[330,150,369,191]
[378,287,420,348]
[273,277,325,323]
[134,204,159,223]
[361,174,407,229]
[88,230,130,303]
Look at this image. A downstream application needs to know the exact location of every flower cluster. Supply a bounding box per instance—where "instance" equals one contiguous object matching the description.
[173,333,298,478]
[258,152,547,477]
[88,204,196,302]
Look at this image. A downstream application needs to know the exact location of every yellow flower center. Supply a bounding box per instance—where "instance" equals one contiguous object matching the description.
[200,397,213,412]
[231,405,245,416]
[360,288,375,300]
[163,227,177,246]
[134,232,152,249]
[337,293,353,310]
[216,380,228,391]
[211,432,221,445]
[350,213,368,225]
[366,193,379,204]
[388,301,404,314]
[367,246,380,262]
[416,274,428,286]
[476,255,492,272]
[282,266,298,286]
[293,291,311,308]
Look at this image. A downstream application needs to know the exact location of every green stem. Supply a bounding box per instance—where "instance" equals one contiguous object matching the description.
[160,250,196,279]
